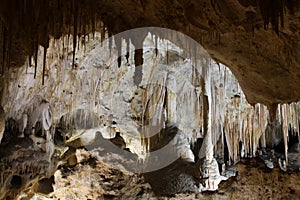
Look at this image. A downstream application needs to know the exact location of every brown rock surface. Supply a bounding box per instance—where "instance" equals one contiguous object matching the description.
[31,151,300,200]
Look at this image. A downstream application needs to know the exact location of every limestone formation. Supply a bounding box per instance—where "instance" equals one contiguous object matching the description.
[0,1,299,198]
[0,0,299,105]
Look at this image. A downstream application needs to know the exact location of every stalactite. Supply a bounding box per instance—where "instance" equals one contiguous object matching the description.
[7,32,12,71]
[42,45,47,85]
[34,43,38,79]
[108,32,113,56]
[78,5,82,37]
[67,24,71,41]
[72,1,78,69]
[259,104,268,148]
[166,42,169,65]
[282,104,289,164]
[258,0,285,35]
[91,12,96,37]
[154,35,158,57]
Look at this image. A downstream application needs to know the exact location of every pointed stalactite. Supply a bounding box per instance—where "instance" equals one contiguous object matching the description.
[259,105,267,148]
[91,13,96,38]
[42,45,48,85]
[93,14,97,38]
[117,53,122,68]
[258,0,285,35]
[78,5,82,36]
[108,32,113,56]
[66,23,71,39]
[34,43,38,79]
[281,104,289,165]
[166,42,169,65]
[155,35,158,57]
[7,33,12,71]
[280,0,284,28]
[72,1,78,69]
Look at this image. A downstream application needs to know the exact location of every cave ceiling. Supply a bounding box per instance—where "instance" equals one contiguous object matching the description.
[0,0,299,105]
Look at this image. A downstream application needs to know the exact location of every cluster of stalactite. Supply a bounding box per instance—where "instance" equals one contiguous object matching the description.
[258,0,292,35]
[0,0,296,86]
[0,0,150,90]
[0,0,112,86]
[271,103,300,164]
[4,20,299,170]
[137,35,300,166]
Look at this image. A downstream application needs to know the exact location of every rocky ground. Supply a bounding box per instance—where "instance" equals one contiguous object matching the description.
[24,149,300,200]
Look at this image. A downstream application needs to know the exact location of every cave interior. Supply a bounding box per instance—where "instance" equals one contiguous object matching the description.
[0,0,300,199]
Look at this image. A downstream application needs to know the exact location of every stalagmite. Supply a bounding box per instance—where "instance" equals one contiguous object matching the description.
[27,100,52,133]
[46,131,55,163]
[18,113,27,138]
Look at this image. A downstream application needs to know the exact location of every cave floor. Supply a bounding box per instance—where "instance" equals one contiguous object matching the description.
[28,150,300,200]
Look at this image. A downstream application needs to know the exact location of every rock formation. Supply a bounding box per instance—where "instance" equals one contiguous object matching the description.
[0,0,299,199]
